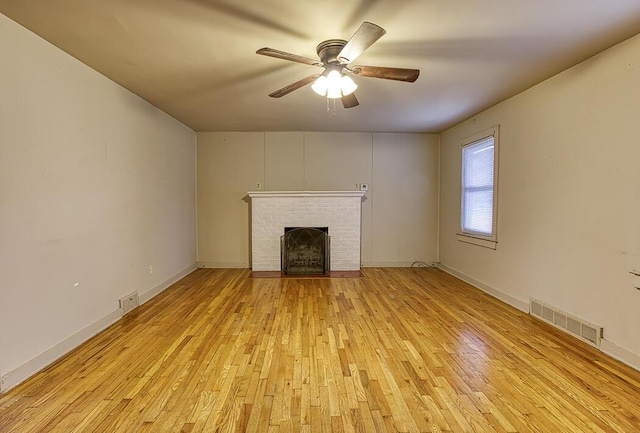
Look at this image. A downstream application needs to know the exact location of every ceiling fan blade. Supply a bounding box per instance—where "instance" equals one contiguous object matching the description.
[257,47,322,67]
[338,22,386,64]
[341,93,359,109]
[351,65,420,82]
[268,74,322,98]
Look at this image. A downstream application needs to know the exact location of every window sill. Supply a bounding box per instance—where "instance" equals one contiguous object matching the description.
[456,233,497,250]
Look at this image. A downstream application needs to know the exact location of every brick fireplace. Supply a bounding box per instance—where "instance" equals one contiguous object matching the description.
[248,191,365,271]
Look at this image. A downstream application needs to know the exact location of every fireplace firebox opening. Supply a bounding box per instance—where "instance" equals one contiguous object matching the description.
[281,227,330,275]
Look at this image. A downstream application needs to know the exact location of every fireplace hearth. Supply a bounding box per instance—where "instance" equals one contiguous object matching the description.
[281,227,330,275]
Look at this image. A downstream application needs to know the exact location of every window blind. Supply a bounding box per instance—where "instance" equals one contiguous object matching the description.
[462,135,495,236]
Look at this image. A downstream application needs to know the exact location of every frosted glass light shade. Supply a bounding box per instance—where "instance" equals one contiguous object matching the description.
[340,75,357,96]
[312,70,358,98]
[311,75,328,95]
[326,70,342,99]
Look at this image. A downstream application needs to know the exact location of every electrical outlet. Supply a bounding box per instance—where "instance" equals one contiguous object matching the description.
[360,183,368,191]
[355,183,360,190]
[149,265,153,275]
[256,182,262,190]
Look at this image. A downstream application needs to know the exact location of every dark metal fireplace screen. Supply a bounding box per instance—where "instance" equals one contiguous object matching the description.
[281,227,330,275]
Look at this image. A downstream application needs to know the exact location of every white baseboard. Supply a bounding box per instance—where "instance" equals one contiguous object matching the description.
[0,309,121,393]
[361,261,439,267]
[0,263,198,394]
[601,339,640,371]
[139,263,198,304]
[197,261,248,269]
[438,263,529,313]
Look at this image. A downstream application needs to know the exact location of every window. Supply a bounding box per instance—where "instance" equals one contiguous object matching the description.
[459,127,498,248]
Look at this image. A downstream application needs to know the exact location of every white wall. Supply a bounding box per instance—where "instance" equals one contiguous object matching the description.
[439,33,640,363]
[0,14,197,391]
[196,132,264,268]
[197,132,439,268]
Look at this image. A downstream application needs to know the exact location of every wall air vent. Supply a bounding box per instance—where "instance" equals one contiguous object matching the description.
[119,291,139,315]
[530,298,603,348]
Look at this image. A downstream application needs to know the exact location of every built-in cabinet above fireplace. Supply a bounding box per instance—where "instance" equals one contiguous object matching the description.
[248,191,365,272]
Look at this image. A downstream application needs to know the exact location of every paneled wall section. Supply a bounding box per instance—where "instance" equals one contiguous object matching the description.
[197,132,439,268]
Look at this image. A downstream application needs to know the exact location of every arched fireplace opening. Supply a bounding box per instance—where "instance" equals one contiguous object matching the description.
[281,227,330,275]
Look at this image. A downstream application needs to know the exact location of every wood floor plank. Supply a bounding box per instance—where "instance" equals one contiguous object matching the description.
[1,268,640,432]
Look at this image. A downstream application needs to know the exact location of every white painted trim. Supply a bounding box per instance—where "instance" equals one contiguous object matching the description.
[438,263,529,312]
[601,339,640,371]
[197,262,248,269]
[139,263,198,305]
[361,261,439,268]
[0,309,121,393]
[0,263,198,394]
[456,233,498,249]
[247,190,365,198]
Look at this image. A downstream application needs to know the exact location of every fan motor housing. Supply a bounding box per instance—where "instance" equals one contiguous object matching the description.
[316,39,347,65]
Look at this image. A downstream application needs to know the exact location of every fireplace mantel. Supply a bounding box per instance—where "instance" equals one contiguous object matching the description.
[248,191,365,198]
[248,190,365,272]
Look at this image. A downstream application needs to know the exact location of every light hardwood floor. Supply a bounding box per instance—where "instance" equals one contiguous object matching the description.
[1,268,640,432]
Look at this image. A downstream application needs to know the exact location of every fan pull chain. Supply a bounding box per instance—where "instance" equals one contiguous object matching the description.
[324,98,337,116]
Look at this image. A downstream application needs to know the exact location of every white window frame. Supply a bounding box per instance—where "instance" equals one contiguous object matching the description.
[457,126,499,249]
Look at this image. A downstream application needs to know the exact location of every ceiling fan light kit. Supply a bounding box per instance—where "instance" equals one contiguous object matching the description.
[311,69,357,98]
[257,22,420,110]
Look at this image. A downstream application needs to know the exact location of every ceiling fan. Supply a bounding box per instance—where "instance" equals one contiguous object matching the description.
[256,22,420,109]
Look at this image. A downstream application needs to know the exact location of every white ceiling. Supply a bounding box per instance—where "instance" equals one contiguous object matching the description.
[2,0,640,133]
